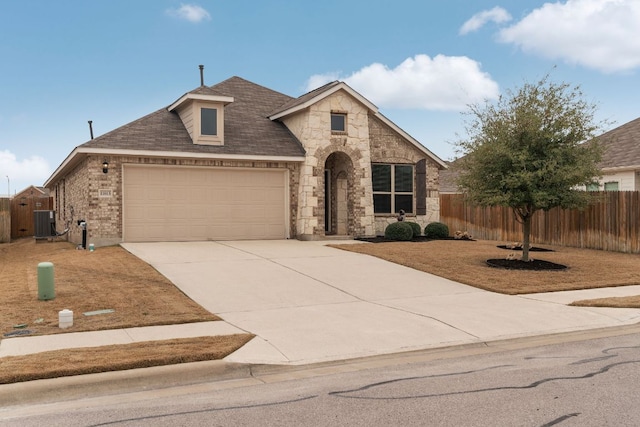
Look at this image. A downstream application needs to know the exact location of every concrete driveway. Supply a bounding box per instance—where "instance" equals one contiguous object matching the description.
[122,240,640,365]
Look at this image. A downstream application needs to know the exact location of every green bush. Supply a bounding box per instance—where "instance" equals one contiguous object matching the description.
[424,222,449,239]
[384,222,414,241]
[406,221,421,237]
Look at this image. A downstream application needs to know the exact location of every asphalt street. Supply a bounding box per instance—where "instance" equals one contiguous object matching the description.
[2,328,640,426]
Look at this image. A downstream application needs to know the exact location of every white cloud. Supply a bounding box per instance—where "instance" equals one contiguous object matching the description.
[0,150,51,195]
[306,54,500,111]
[459,7,512,35]
[166,4,211,23]
[498,0,640,73]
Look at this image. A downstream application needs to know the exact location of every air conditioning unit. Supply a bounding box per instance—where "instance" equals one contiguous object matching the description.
[34,210,56,239]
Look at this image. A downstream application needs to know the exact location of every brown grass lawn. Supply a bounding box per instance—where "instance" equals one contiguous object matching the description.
[0,239,251,384]
[334,239,640,297]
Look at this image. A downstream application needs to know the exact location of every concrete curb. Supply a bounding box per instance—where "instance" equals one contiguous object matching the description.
[4,322,640,408]
[0,360,253,407]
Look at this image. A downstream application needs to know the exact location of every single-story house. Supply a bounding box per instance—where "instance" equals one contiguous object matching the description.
[13,185,49,200]
[44,73,447,247]
[589,117,640,191]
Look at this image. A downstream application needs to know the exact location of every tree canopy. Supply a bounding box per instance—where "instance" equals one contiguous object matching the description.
[455,75,605,261]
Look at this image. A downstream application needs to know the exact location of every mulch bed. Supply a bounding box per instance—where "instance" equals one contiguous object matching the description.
[486,258,567,271]
[497,245,554,252]
[355,236,475,243]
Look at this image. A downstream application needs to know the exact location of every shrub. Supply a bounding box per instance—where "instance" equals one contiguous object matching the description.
[406,221,421,237]
[424,222,449,239]
[385,222,414,241]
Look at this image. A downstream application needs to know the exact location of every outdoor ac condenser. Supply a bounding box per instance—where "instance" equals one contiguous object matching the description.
[34,210,56,239]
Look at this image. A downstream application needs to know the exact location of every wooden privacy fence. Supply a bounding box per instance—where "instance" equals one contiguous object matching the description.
[0,198,9,243]
[10,195,53,239]
[440,192,640,254]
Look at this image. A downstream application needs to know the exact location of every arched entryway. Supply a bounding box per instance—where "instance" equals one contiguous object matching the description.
[324,152,353,236]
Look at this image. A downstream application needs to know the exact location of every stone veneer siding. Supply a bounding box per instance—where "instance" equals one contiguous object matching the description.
[52,155,300,247]
[281,91,376,239]
[368,115,442,235]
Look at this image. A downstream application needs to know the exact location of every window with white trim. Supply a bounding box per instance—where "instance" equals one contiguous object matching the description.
[331,113,346,133]
[201,108,218,136]
[372,164,414,214]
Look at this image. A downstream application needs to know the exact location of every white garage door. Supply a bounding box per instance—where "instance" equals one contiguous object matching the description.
[123,165,288,242]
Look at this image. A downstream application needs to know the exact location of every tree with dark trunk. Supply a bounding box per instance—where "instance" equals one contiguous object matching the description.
[455,75,605,262]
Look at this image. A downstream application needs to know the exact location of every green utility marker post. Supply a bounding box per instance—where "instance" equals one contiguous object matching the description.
[37,262,55,300]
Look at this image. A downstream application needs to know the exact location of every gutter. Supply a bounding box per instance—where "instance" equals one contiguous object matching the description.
[43,147,305,188]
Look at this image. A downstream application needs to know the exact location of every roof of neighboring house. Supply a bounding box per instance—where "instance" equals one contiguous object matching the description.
[597,116,640,170]
[439,160,462,193]
[81,76,306,158]
[13,185,49,199]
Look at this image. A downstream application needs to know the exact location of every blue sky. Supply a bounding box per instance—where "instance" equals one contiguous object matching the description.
[1,0,639,196]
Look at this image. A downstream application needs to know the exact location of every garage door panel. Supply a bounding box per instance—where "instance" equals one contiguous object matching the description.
[124,166,287,242]
[147,187,166,200]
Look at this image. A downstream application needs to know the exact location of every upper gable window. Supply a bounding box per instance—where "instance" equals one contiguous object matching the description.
[194,103,224,145]
[201,108,218,136]
[331,113,346,133]
[168,93,233,147]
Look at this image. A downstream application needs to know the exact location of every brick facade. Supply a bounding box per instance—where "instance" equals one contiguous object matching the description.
[52,155,300,247]
[368,115,441,234]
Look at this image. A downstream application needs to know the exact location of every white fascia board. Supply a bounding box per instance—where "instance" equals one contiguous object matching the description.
[168,94,235,112]
[44,146,83,188]
[44,147,304,188]
[374,112,448,169]
[269,82,379,120]
[600,165,640,173]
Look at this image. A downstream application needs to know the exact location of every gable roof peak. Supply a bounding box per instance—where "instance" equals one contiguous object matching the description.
[268,80,377,120]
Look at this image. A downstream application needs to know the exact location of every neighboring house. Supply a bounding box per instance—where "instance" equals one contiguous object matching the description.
[13,185,50,200]
[441,114,640,195]
[438,160,462,194]
[45,74,446,247]
[589,117,640,191]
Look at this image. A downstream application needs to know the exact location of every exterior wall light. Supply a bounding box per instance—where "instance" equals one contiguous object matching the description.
[102,160,109,174]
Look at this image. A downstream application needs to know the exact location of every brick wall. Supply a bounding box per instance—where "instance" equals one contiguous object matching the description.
[369,114,442,235]
[51,155,300,247]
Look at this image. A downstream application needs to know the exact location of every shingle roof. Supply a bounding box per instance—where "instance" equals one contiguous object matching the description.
[81,76,305,157]
[438,160,462,193]
[268,80,341,117]
[597,117,640,169]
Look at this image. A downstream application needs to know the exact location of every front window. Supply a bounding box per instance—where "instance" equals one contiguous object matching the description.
[372,164,414,214]
[586,183,599,192]
[331,113,346,133]
[201,108,218,136]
